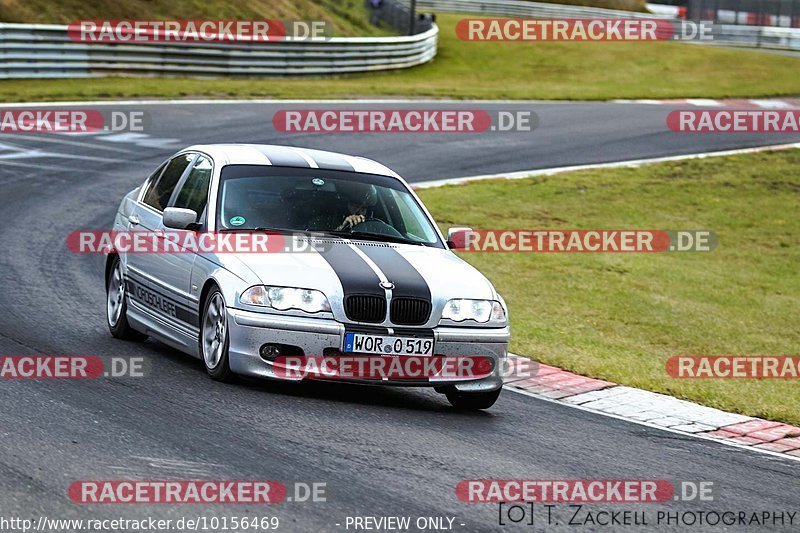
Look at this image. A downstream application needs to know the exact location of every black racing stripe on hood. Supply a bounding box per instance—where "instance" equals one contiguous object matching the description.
[318,242,384,298]
[354,245,431,301]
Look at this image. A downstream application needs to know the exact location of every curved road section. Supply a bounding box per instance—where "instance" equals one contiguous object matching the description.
[0,101,798,531]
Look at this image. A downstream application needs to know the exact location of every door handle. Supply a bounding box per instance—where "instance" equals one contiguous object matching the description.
[129,214,140,226]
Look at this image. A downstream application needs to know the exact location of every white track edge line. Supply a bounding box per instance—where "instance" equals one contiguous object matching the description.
[0,98,615,107]
[5,98,794,107]
[413,142,800,188]
[0,98,795,108]
[504,385,800,465]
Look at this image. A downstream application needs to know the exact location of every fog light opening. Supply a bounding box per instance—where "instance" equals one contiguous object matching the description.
[259,344,282,362]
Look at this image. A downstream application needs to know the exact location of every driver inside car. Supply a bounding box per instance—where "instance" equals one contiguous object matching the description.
[335,182,378,231]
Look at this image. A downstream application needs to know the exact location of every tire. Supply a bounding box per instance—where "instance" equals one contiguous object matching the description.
[445,387,501,410]
[199,287,234,382]
[106,256,148,342]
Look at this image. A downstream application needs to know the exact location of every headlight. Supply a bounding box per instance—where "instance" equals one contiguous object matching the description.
[441,299,506,325]
[240,286,331,313]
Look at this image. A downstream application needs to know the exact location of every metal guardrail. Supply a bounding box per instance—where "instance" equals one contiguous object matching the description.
[416,0,669,20]
[687,0,800,28]
[710,22,800,48]
[0,23,438,79]
[416,0,800,49]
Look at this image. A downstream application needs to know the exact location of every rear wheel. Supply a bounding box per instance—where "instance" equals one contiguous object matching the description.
[200,288,234,382]
[106,256,147,341]
[445,387,501,410]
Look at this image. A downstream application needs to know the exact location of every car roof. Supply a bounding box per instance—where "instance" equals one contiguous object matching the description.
[181,144,400,178]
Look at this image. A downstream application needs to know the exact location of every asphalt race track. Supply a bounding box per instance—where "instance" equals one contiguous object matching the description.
[1,101,799,531]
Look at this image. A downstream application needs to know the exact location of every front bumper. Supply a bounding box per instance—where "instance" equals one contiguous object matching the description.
[227,308,509,391]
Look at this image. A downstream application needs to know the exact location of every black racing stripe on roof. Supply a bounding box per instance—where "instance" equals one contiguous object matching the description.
[301,149,355,172]
[256,146,312,168]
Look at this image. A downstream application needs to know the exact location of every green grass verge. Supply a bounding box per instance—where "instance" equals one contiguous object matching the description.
[2,13,799,102]
[417,149,800,425]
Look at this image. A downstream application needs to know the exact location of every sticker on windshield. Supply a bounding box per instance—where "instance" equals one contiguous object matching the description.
[312,178,325,186]
[229,216,246,227]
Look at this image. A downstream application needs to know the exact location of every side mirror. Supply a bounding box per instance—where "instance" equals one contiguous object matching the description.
[447,227,473,250]
[163,207,199,230]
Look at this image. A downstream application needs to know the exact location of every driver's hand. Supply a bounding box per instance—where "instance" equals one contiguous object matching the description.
[337,214,365,231]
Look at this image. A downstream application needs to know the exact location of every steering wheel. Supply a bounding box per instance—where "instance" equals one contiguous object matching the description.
[350,218,404,238]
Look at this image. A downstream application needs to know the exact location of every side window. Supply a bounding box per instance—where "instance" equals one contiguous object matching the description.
[172,155,213,223]
[142,153,195,211]
[139,161,167,203]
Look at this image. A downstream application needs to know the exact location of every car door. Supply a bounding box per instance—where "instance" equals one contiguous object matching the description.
[126,153,197,336]
[164,153,214,334]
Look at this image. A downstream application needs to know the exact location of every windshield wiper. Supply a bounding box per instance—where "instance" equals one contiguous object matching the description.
[324,230,426,246]
[219,227,290,233]
[219,228,431,247]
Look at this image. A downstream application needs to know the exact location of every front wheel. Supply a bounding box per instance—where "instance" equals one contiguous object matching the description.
[445,387,501,410]
[106,256,147,342]
[200,288,234,382]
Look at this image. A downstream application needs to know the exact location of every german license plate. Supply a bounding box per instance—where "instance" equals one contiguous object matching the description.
[343,333,434,356]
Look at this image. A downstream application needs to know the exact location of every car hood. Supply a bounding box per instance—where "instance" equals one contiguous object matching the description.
[218,237,497,325]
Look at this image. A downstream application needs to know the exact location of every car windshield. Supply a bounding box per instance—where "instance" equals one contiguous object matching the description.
[216,165,443,247]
